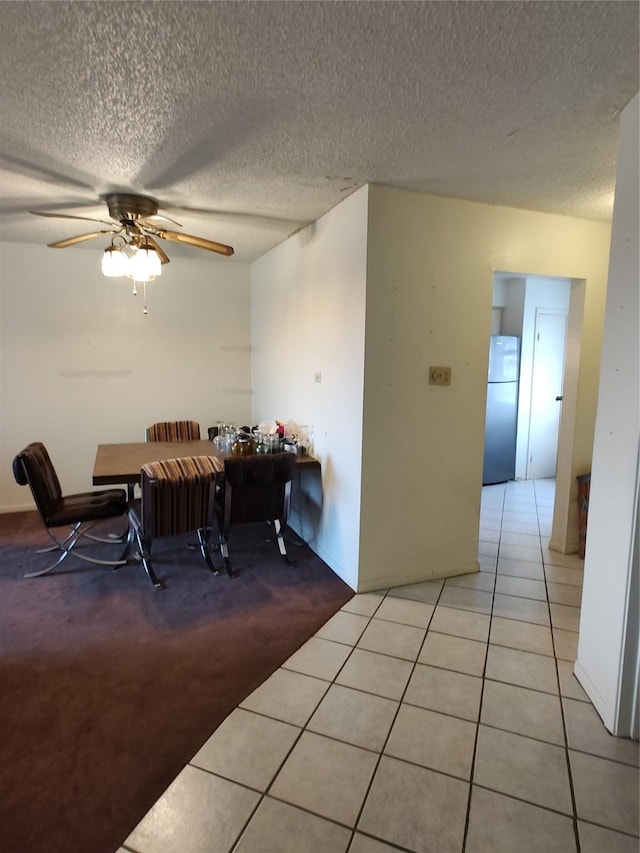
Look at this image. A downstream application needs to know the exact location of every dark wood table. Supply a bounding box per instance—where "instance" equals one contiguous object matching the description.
[93,440,320,486]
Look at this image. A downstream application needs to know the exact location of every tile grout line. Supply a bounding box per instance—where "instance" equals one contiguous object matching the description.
[224,610,380,853]
[229,597,385,852]
[233,594,393,851]
[344,581,447,851]
[460,480,505,852]
[534,478,583,853]
[249,590,396,853]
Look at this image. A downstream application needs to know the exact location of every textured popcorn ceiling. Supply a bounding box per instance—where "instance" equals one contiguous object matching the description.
[0,1,638,262]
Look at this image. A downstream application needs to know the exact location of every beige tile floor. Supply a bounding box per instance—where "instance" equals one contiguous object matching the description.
[119,479,639,853]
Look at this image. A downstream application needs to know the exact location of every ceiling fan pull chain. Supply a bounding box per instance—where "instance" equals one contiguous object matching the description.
[143,280,148,315]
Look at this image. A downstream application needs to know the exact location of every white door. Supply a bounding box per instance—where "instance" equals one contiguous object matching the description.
[526,309,568,479]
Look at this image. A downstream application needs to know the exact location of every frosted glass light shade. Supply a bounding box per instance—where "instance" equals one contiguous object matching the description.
[127,246,162,281]
[101,246,128,277]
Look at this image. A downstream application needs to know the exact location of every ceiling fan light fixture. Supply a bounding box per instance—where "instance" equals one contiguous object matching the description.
[101,245,128,277]
[32,195,233,299]
[126,245,162,282]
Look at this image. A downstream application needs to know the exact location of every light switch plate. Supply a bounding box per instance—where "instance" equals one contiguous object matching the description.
[429,366,452,386]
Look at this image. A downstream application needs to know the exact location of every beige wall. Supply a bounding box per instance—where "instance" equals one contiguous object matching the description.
[0,243,251,511]
[358,186,611,590]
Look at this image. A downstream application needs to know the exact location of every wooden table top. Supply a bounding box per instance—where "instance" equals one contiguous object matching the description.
[93,440,320,485]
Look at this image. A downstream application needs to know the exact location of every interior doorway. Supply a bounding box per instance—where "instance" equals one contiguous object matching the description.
[489,274,571,482]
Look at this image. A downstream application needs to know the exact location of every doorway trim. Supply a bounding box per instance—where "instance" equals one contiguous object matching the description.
[492,272,588,555]
[550,278,586,554]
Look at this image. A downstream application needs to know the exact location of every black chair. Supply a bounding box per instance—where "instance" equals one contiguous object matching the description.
[12,442,128,578]
[128,455,228,589]
[215,452,295,575]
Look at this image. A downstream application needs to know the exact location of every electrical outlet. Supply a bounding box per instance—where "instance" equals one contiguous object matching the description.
[429,365,452,386]
[314,372,322,383]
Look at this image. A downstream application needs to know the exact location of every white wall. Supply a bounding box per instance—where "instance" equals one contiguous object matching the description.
[575,93,639,737]
[250,187,369,591]
[0,243,251,511]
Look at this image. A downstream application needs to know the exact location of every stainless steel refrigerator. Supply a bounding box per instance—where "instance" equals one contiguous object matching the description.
[482,335,520,485]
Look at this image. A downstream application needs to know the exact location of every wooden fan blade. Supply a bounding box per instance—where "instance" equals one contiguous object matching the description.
[31,210,114,226]
[143,235,170,265]
[140,212,183,227]
[156,229,234,257]
[48,230,114,248]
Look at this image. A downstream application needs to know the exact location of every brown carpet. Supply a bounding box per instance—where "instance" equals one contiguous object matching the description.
[0,511,353,853]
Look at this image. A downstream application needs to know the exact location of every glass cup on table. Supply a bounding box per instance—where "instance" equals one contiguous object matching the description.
[253,430,268,454]
[265,433,281,453]
[298,425,312,456]
[214,423,235,452]
[221,423,238,451]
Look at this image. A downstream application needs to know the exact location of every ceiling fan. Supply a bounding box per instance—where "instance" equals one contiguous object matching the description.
[30,192,234,279]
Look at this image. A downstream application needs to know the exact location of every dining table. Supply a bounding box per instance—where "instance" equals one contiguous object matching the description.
[92,440,320,490]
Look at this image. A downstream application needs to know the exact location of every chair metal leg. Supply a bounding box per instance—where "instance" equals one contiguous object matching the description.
[273,518,291,565]
[216,533,233,578]
[196,527,221,576]
[140,553,164,590]
[26,542,73,577]
[25,521,129,578]
[209,515,233,578]
[133,529,164,590]
[116,519,136,564]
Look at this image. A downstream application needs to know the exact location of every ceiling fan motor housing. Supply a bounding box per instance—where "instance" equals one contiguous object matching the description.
[104,193,159,224]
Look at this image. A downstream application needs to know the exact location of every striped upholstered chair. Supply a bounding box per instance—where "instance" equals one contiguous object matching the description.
[129,455,226,589]
[145,421,201,442]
